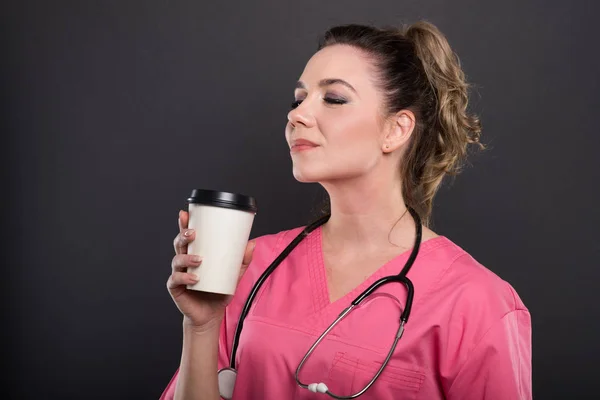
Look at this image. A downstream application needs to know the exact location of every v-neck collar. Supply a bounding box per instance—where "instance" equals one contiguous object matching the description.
[306,224,451,323]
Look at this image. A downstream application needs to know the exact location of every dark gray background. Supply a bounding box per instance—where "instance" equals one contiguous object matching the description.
[2,0,598,398]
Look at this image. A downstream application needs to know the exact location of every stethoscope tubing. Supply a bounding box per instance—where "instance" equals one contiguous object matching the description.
[229,212,332,368]
[224,207,422,398]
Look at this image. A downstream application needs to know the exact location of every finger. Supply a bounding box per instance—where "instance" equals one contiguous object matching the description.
[242,240,256,266]
[167,271,199,289]
[173,229,195,254]
[172,254,202,272]
[178,210,189,232]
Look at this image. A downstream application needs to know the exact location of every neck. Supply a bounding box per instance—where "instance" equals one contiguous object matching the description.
[320,173,415,254]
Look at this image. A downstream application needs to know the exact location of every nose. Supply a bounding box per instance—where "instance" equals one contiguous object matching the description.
[287,101,315,128]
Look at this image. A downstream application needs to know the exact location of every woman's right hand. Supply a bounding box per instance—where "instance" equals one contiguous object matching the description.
[167,210,256,331]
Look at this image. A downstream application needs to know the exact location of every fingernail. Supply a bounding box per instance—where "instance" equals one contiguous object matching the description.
[184,229,194,237]
[192,255,202,262]
[190,274,199,281]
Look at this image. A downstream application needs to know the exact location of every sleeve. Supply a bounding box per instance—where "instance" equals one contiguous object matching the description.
[446,309,532,400]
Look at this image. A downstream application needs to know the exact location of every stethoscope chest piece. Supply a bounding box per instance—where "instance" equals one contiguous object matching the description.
[218,367,238,400]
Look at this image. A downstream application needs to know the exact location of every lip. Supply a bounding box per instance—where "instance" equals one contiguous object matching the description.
[292,138,318,147]
[291,138,319,153]
[291,144,318,153]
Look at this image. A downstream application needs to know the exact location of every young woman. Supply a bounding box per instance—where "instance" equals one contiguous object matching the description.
[161,21,532,400]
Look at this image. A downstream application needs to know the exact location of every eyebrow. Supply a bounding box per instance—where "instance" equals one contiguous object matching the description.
[295,78,357,94]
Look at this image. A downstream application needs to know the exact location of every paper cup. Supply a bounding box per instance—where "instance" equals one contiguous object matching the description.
[185,189,257,295]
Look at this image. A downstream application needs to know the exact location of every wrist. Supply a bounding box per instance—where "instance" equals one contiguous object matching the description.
[183,316,223,336]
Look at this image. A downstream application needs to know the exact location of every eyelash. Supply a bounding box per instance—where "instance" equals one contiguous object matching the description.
[290,98,347,109]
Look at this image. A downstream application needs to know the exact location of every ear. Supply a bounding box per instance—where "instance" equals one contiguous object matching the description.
[382,110,416,153]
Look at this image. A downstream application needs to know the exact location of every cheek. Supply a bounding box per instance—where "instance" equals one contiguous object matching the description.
[324,112,380,158]
[289,109,382,182]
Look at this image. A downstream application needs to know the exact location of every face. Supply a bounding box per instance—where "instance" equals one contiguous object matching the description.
[285,44,391,183]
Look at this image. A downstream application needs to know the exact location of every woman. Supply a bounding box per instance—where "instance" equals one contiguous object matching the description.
[161,21,532,399]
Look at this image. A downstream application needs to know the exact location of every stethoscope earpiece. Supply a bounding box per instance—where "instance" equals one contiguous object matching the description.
[308,382,330,393]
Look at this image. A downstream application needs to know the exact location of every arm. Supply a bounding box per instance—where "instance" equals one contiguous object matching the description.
[159,319,223,400]
[446,309,532,400]
[172,320,222,400]
[160,314,232,400]
[162,210,258,400]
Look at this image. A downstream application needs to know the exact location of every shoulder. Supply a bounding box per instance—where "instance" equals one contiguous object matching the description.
[429,236,530,341]
[421,237,531,376]
[425,239,533,397]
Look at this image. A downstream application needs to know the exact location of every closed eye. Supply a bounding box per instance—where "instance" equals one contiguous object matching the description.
[290,97,347,109]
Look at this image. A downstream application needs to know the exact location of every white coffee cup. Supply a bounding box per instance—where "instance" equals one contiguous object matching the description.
[185,189,257,295]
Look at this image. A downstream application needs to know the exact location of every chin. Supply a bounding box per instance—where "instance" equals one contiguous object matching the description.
[292,165,324,183]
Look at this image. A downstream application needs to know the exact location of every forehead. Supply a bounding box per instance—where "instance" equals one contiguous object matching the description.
[299,45,376,89]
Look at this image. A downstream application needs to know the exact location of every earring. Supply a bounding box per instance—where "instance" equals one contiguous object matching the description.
[385,144,390,149]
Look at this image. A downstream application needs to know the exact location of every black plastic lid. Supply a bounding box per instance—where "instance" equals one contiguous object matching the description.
[187,189,257,213]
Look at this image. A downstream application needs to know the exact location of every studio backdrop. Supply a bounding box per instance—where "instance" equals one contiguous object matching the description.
[2,0,599,399]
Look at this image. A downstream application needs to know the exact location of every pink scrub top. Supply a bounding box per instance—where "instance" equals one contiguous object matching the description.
[161,225,532,399]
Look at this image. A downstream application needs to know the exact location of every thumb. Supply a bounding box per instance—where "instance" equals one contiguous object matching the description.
[237,240,256,284]
[242,239,256,267]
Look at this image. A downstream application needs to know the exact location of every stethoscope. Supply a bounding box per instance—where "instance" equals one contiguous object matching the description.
[217,207,422,399]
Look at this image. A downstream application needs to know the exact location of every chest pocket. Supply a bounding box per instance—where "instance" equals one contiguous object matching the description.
[327,352,425,399]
